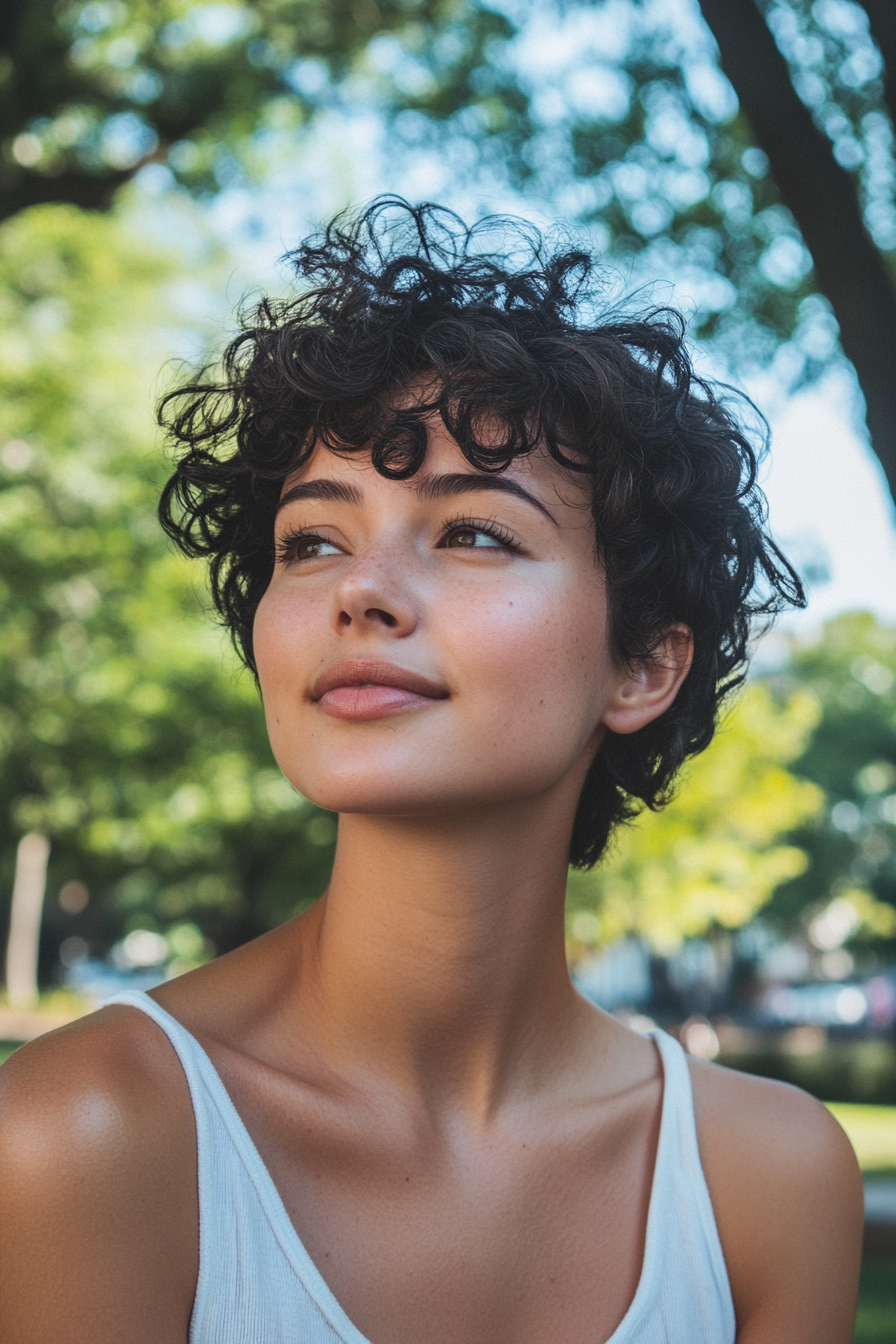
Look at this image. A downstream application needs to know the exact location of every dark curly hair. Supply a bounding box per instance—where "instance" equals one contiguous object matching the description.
[158,197,804,868]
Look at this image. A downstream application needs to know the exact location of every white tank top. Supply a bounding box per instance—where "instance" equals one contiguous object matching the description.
[105,990,735,1344]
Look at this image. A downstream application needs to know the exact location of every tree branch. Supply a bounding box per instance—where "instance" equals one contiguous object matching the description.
[697,0,896,505]
[0,168,132,223]
[856,1,896,138]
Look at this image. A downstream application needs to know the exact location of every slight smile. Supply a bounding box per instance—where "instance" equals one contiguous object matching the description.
[311,659,450,721]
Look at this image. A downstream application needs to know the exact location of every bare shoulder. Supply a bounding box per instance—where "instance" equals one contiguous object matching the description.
[688,1058,863,1344]
[0,1007,197,1344]
[0,1003,194,1176]
[689,1055,861,1189]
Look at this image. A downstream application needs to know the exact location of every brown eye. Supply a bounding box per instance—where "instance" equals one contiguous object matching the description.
[276,531,343,564]
[445,525,508,549]
[295,537,341,560]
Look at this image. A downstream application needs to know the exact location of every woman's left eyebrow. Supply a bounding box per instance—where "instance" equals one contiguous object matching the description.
[415,472,558,525]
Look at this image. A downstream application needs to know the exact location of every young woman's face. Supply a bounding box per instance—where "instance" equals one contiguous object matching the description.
[254,421,630,818]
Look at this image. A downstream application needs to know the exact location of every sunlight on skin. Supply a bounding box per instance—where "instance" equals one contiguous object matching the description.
[255,422,688,825]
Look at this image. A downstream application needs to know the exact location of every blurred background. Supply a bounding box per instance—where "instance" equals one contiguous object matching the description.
[1,0,896,1334]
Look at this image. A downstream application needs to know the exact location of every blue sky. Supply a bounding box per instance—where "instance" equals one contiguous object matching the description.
[761,373,896,630]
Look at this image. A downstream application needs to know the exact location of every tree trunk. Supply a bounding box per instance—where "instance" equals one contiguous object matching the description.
[697,0,896,506]
[5,832,49,1011]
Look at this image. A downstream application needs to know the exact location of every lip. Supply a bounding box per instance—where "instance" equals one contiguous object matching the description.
[311,659,449,721]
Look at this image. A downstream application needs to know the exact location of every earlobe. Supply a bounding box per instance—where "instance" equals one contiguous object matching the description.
[601,625,693,736]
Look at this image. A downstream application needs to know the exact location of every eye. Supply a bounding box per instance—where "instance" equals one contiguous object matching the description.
[442,519,518,551]
[276,529,344,564]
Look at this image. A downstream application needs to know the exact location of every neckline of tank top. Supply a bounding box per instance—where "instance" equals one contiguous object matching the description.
[105,990,687,1344]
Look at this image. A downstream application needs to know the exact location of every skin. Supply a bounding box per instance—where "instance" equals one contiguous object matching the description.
[0,419,863,1343]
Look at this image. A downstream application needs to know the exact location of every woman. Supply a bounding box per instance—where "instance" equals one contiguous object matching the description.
[0,201,863,1343]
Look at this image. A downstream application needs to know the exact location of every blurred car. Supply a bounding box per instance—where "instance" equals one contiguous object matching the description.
[759,981,870,1029]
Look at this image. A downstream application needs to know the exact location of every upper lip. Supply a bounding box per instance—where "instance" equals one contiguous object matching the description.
[311,659,449,701]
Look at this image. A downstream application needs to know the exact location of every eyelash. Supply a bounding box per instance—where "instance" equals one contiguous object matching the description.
[275,528,331,565]
[274,515,521,564]
[441,514,520,551]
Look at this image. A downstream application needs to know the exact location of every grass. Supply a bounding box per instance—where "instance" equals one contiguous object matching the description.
[855,1260,896,1343]
[828,1103,896,1173]
[824,1104,896,1340]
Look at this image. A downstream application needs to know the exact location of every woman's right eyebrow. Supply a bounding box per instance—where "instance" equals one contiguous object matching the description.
[277,479,363,511]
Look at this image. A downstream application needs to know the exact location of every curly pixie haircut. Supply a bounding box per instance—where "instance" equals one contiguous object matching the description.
[159,197,803,868]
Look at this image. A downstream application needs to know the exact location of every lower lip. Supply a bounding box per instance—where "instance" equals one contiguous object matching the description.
[317,685,443,720]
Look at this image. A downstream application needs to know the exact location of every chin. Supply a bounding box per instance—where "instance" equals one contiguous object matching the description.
[286,769,473,817]
[283,752,579,821]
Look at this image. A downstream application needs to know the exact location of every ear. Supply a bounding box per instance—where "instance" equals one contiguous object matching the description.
[600,625,693,736]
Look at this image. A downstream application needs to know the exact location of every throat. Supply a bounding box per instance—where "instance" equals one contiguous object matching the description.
[294,808,581,1109]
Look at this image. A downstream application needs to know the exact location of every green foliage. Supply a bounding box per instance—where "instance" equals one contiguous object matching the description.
[0,0,523,217]
[568,613,896,957]
[0,202,335,973]
[518,0,894,367]
[567,682,824,951]
[764,611,896,948]
[5,0,894,373]
[720,1041,896,1106]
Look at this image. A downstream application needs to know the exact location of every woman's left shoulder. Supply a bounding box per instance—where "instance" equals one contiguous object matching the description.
[688,1053,860,1182]
[687,1056,864,1343]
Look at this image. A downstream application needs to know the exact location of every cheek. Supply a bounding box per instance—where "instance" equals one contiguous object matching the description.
[252,587,282,692]
[253,582,323,695]
[251,585,330,774]
[442,571,610,745]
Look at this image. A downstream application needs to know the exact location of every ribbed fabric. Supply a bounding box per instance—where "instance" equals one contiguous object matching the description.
[105,990,735,1343]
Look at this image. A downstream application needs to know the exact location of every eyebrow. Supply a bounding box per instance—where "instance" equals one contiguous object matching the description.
[277,479,362,510]
[277,472,558,524]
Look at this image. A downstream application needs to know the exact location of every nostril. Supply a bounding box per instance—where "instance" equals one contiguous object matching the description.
[366,608,398,628]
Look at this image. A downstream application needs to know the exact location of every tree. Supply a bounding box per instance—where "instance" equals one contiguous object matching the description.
[566,682,824,952]
[0,201,336,982]
[0,0,523,219]
[5,3,896,505]
[695,0,896,504]
[764,611,896,964]
[525,0,896,499]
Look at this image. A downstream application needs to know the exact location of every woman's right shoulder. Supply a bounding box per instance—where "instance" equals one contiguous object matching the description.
[0,1002,191,1151]
[0,1007,198,1344]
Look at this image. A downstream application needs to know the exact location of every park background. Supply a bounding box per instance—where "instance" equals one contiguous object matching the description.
[2,0,896,1335]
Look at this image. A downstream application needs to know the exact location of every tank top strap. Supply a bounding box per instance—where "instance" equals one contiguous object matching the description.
[103,989,225,1125]
[649,1029,733,1315]
[101,989,235,1259]
[102,990,376,1343]
[101,989,287,1209]
[651,1027,700,1163]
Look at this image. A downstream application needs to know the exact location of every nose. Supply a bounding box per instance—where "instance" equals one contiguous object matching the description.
[330,547,419,636]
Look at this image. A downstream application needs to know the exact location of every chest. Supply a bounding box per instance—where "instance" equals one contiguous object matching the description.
[209,1061,662,1344]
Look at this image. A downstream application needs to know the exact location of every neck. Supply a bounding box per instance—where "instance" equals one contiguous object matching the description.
[293,787,588,1116]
